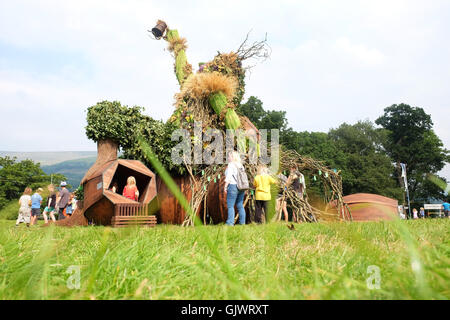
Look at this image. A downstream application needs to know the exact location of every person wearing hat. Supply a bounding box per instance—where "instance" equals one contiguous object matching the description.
[57,181,70,220]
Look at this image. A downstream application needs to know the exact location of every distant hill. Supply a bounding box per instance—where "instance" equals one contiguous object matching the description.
[42,157,96,188]
[0,151,96,166]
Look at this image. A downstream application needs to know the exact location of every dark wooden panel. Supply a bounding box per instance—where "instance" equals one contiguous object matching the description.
[83,176,104,211]
[156,175,194,224]
[84,197,115,226]
[206,176,228,224]
[156,175,249,225]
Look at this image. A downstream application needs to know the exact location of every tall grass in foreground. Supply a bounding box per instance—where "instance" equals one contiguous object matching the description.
[1,142,448,300]
[0,219,448,300]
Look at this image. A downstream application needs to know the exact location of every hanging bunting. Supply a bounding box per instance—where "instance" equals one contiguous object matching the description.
[325,172,329,178]
[201,170,205,176]
[207,176,211,182]
[214,178,216,183]
[318,170,322,176]
[313,175,317,181]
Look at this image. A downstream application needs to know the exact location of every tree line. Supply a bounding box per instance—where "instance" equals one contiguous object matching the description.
[237,97,449,203]
[0,157,66,210]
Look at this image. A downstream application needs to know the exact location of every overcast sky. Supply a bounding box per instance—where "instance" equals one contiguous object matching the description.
[0,0,449,180]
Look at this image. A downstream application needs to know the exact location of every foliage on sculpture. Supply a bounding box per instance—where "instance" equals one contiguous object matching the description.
[85,100,184,174]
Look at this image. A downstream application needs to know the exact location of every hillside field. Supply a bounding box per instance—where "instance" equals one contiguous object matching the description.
[42,156,96,188]
[0,218,448,300]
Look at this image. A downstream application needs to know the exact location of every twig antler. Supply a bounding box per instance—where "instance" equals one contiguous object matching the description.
[236,31,271,65]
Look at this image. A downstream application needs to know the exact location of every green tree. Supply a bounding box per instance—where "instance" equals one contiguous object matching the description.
[237,96,265,127]
[260,110,288,131]
[238,96,288,142]
[239,97,403,199]
[85,100,146,147]
[375,104,449,201]
[281,129,343,167]
[0,157,66,209]
[327,121,402,199]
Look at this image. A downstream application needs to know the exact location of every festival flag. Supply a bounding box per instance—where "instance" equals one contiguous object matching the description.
[400,163,408,191]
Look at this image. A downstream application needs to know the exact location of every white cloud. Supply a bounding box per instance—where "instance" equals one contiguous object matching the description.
[0,0,448,179]
[334,37,385,66]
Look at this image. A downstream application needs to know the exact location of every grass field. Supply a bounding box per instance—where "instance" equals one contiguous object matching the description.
[0,218,448,300]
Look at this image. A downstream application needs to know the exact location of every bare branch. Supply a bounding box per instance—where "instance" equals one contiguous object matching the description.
[236,31,271,67]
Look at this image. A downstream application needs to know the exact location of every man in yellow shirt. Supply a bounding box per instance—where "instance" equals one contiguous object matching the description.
[253,165,277,223]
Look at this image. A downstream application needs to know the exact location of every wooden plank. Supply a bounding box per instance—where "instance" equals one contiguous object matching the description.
[113,219,155,222]
[112,219,157,222]
[113,224,155,227]
[112,219,156,225]
[112,214,154,218]
[113,217,156,221]
[113,223,156,226]
[112,217,156,221]
[113,225,156,228]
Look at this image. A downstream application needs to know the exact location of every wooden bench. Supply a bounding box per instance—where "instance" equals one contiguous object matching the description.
[111,215,157,227]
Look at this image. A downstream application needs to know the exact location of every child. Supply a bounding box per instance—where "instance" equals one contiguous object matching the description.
[419,207,425,219]
[276,171,289,222]
[287,166,306,222]
[16,187,32,227]
[110,181,119,193]
[123,176,139,201]
[66,193,74,216]
[412,208,418,219]
[30,188,43,226]
[253,164,276,224]
[43,185,57,223]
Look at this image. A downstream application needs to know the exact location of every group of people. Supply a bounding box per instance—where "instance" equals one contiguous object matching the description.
[15,153,306,227]
[224,151,305,226]
[399,202,450,220]
[16,181,75,227]
[16,175,142,227]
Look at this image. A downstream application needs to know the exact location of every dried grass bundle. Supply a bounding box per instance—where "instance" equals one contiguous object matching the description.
[167,37,188,54]
[179,72,238,102]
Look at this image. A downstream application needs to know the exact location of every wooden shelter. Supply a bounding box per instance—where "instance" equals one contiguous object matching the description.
[330,193,398,221]
[81,139,157,227]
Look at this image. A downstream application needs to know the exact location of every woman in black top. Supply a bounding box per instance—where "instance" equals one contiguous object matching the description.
[43,184,57,223]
